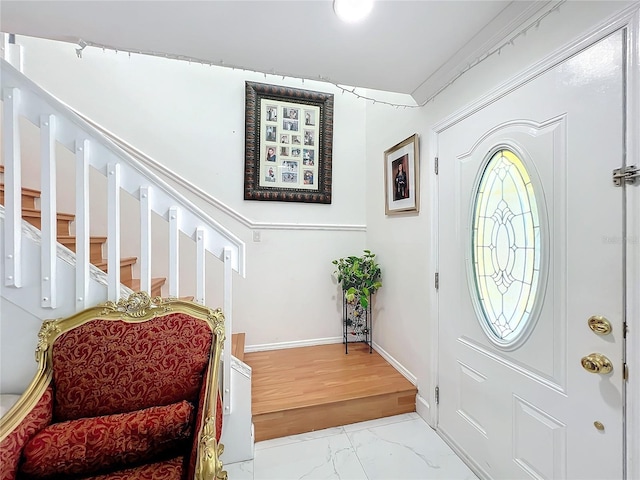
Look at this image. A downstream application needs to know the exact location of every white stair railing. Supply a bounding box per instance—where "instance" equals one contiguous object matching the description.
[1,58,245,416]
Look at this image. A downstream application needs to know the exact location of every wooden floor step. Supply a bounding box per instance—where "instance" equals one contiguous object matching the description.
[94,256,137,283]
[232,333,246,362]
[127,278,166,298]
[21,208,75,235]
[244,343,417,442]
[57,235,107,263]
[0,184,41,209]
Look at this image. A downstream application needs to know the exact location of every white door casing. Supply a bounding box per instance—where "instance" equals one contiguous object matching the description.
[436,29,627,480]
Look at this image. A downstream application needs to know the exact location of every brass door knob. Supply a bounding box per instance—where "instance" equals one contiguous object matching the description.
[581,353,613,374]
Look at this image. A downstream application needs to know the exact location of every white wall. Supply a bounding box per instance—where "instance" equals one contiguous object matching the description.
[364,0,635,405]
[6,0,634,382]
[13,35,367,347]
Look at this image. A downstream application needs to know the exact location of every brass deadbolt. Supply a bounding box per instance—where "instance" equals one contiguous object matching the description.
[588,315,612,335]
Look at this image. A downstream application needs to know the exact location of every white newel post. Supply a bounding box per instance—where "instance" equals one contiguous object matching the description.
[223,246,233,415]
[3,34,23,72]
[107,163,121,301]
[3,87,21,288]
[195,228,205,305]
[169,207,179,298]
[139,186,152,295]
[75,139,90,310]
[40,114,57,308]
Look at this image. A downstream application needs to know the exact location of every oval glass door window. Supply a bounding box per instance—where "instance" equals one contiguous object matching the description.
[472,149,541,344]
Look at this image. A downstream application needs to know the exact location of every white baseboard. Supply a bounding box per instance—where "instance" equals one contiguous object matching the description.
[438,426,489,480]
[372,341,417,385]
[415,393,432,427]
[244,336,342,353]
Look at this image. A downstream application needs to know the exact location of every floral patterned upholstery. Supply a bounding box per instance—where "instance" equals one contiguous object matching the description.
[0,387,52,480]
[53,313,212,422]
[21,401,194,478]
[0,294,227,480]
[84,456,185,480]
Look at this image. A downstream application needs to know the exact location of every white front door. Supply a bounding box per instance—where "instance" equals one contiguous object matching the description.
[436,30,627,479]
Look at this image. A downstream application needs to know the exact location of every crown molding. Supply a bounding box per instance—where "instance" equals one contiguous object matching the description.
[412,1,555,105]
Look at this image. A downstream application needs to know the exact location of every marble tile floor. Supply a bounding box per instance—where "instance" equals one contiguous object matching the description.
[224,413,478,480]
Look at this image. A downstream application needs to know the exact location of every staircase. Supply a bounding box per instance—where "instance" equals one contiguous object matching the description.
[0,168,165,297]
[1,54,254,464]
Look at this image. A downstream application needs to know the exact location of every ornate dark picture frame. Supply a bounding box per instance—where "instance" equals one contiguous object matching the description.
[244,81,334,203]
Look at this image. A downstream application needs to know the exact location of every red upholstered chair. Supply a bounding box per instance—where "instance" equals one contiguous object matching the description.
[0,293,226,480]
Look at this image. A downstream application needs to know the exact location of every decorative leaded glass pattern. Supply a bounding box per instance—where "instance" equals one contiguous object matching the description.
[472,149,541,342]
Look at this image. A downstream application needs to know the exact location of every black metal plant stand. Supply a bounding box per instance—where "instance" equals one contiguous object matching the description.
[342,292,372,354]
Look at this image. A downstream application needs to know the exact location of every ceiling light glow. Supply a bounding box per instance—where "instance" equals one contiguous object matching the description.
[333,0,374,23]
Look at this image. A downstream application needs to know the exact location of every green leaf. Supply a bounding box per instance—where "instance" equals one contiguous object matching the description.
[333,249,382,305]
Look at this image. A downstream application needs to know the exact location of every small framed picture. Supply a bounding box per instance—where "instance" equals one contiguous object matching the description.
[384,134,419,215]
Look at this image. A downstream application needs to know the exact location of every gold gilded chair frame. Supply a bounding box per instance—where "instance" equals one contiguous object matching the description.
[0,292,227,480]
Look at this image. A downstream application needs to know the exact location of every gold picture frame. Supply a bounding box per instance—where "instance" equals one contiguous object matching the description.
[244,82,334,203]
[384,134,420,215]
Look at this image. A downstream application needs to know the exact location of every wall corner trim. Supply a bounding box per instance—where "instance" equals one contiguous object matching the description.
[372,341,417,385]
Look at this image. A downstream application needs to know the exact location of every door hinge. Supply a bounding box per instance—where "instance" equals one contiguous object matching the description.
[623,363,629,381]
[434,157,439,175]
[435,272,439,290]
[613,165,639,186]
[435,386,440,405]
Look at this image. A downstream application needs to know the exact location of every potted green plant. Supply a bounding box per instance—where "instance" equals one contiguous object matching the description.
[332,249,382,309]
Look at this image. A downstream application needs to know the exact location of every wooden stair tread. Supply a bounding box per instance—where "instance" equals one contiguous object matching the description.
[94,257,137,270]
[21,207,74,220]
[127,278,166,292]
[0,184,41,197]
[57,235,106,263]
[0,186,40,209]
[57,235,108,243]
[232,333,246,362]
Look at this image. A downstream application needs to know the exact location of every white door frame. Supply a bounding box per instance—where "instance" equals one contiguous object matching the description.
[427,5,640,478]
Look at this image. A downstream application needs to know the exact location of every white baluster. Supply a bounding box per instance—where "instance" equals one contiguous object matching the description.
[3,87,21,287]
[40,114,57,308]
[169,207,179,297]
[139,186,152,295]
[223,246,233,415]
[75,139,90,310]
[107,163,121,301]
[196,228,205,305]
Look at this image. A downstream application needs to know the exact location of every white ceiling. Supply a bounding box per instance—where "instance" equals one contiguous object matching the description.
[0,1,549,104]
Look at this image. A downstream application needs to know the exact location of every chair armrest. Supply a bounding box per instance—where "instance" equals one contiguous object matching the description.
[0,386,53,480]
[188,368,225,480]
[189,308,226,480]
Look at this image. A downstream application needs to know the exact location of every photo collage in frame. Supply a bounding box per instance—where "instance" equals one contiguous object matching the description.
[259,99,320,190]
